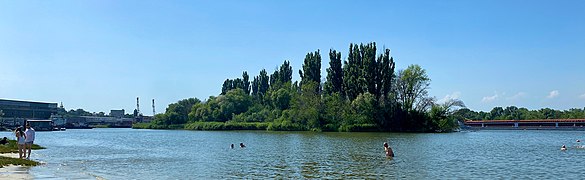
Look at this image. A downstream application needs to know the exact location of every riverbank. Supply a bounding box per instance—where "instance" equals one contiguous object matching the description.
[0,153,33,180]
[132,121,382,132]
[0,140,44,180]
[0,140,44,166]
[467,126,585,131]
[133,122,269,130]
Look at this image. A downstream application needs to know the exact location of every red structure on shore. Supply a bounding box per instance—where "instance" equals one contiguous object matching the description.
[464,119,585,129]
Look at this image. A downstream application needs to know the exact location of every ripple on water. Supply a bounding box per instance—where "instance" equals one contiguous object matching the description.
[3,129,585,179]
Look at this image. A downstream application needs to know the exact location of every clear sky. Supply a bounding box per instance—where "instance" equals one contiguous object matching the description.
[1,0,584,115]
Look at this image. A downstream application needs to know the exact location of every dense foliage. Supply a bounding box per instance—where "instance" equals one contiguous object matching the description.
[454,106,585,120]
[147,42,466,132]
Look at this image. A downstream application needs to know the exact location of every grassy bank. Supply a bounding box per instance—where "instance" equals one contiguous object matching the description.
[132,123,185,130]
[0,140,45,153]
[0,156,39,167]
[0,140,44,167]
[133,122,269,130]
[184,122,269,130]
[133,121,381,132]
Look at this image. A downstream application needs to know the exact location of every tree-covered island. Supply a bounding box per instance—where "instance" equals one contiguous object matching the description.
[134,42,466,132]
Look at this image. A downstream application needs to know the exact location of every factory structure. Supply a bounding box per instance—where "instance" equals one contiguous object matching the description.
[0,97,155,130]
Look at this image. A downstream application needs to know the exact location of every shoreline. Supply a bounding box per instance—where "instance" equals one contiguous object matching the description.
[464,127,585,131]
[0,153,33,179]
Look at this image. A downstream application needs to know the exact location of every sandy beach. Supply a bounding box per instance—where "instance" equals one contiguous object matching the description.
[0,153,33,180]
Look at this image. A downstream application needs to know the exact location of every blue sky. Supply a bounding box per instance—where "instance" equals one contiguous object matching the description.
[1,0,584,114]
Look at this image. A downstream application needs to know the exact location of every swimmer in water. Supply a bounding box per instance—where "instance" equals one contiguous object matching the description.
[384,142,394,157]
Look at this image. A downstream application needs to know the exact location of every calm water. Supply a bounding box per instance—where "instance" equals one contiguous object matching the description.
[1,128,585,179]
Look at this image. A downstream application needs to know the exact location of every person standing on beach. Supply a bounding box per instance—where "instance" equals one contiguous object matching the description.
[24,123,35,160]
[15,128,26,159]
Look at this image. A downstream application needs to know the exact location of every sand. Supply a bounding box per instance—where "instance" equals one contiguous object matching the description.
[0,153,33,180]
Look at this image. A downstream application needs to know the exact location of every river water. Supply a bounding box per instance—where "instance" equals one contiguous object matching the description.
[1,128,584,179]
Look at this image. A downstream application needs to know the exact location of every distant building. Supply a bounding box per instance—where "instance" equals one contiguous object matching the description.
[0,99,58,119]
[27,120,53,131]
[69,116,133,128]
[110,109,125,118]
[142,116,153,123]
[50,114,67,126]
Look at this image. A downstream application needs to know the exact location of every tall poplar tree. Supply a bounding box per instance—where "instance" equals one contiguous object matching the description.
[324,49,343,96]
[242,71,250,95]
[343,44,361,100]
[279,60,293,84]
[299,50,321,93]
[251,76,259,96]
[258,69,270,96]
[270,69,280,88]
[377,49,395,100]
[221,79,234,95]
[361,42,378,97]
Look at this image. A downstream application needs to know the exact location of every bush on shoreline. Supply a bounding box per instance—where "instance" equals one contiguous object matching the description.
[184,121,269,130]
[134,121,389,132]
[132,123,184,130]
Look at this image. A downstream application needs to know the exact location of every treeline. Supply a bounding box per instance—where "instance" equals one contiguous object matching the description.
[56,108,133,118]
[455,106,585,120]
[143,42,464,132]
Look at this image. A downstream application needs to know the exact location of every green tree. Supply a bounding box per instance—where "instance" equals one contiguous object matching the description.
[324,49,343,96]
[279,60,293,84]
[429,99,466,132]
[321,93,347,130]
[189,96,219,122]
[242,71,250,95]
[299,50,321,93]
[289,81,322,130]
[504,106,520,120]
[221,79,234,95]
[270,69,280,89]
[396,64,432,112]
[343,44,362,100]
[165,98,201,124]
[377,49,395,100]
[490,107,504,120]
[350,92,377,125]
[540,108,560,119]
[271,86,292,110]
[217,89,253,121]
[252,69,270,100]
[360,43,378,97]
[68,109,92,116]
[258,69,270,97]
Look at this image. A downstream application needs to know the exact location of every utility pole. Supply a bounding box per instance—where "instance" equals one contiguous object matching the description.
[152,99,155,116]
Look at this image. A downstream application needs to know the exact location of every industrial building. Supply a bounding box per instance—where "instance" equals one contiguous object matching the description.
[0,99,58,119]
